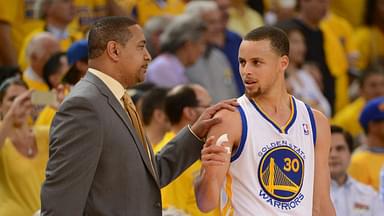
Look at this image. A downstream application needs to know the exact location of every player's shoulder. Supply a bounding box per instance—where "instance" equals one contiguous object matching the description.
[215,107,241,123]
[310,108,330,127]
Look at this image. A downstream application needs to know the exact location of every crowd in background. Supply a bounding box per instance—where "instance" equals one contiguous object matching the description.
[0,0,383,215]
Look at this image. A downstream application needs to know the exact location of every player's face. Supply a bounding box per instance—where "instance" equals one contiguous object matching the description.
[238,39,287,98]
[329,133,351,180]
[118,25,152,88]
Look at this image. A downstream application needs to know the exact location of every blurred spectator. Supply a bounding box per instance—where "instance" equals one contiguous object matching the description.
[71,0,126,33]
[278,22,331,116]
[213,0,244,95]
[62,39,88,85]
[185,0,238,103]
[0,77,49,215]
[143,15,173,58]
[146,14,207,87]
[0,0,43,66]
[204,0,244,95]
[227,0,264,36]
[353,0,384,70]
[348,97,384,191]
[140,87,170,146]
[155,84,218,215]
[43,52,69,89]
[320,9,359,76]
[330,125,384,216]
[128,82,156,109]
[117,0,185,26]
[333,66,384,139]
[330,0,365,28]
[23,32,61,91]
[287,0,349,114]
[263,0,297,25]
[18,0,83,70]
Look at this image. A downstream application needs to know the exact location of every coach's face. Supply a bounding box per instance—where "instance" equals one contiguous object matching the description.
[117,24,152,88]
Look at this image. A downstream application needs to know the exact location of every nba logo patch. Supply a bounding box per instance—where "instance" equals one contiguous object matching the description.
[302,124,309,135]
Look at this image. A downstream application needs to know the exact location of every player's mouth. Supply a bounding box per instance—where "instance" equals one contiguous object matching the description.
[244,79,257,87]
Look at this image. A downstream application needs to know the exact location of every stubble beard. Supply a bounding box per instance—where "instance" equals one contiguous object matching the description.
[245,87,262,99]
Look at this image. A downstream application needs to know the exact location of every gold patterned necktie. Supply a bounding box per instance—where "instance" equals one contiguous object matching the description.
[122,92,155,174]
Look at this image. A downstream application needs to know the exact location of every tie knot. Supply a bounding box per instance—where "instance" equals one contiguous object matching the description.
[122,92,135,109]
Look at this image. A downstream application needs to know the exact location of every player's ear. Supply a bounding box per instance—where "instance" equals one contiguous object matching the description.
[280,55,289,71]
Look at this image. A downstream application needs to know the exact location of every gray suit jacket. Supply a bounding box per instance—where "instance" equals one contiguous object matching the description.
[41,72,203,215]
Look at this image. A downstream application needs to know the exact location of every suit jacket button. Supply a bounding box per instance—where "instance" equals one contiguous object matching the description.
[154,202,161,208]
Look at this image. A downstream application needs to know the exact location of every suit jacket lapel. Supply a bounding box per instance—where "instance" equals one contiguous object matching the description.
[83,72,160,186]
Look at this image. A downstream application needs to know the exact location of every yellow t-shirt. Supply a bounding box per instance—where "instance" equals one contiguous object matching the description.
[117,0,185,26]
[348,150,384,191]
[35,106,57,127]
[332,97,365,137]
[18,26,84,71]
[228,6,264,37]
[353,26,384,70]
[70,0,108,33]
[321,13,357,54]
[0,126,49,216]
[0,0,43,55]
[330,0,365,28]
[22,73,49,92]
[156,131,219,216]
[320,20,350,112]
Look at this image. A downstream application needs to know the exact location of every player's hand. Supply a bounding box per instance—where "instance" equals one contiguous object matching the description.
[201,136,231,167]
[191,99,238,140]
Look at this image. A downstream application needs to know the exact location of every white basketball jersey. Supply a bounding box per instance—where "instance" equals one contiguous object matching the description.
[220,95,316,216]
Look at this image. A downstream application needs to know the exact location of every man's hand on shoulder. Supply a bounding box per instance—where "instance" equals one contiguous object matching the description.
[191,98,239,140]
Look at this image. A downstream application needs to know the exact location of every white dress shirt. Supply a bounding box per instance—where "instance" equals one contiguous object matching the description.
[331,176,384,216]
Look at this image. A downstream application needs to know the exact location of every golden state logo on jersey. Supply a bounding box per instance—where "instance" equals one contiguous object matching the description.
[258,146,305,210]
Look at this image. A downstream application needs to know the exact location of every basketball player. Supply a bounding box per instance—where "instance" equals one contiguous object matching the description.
[195,26,336,216]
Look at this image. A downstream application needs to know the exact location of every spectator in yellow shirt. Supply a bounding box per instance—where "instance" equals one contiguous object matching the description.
[0,0,43,66]
[0,77,49,215]
[140,87,170,147]
[23,32,61,92]
[353,0,384,70]
[156,84,219,216]
[348,97,384,191]
[333,67,384,140]
[19,0,84,70]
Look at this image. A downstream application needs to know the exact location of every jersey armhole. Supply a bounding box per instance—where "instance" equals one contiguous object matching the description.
[305,104,317,146]
[231,106,248,162]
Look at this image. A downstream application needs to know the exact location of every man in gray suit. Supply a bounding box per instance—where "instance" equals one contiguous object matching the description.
[40,16,235,215]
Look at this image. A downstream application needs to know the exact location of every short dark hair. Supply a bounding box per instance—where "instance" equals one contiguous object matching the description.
[165,85,199,124]
[359,65,384,87]
[0,77,28,104]
[88,16,137,59]
[43,52,66,89]
[0,66,22,85]
[140,87,169,125]
[244,26,290,56]
[331,125,354,153]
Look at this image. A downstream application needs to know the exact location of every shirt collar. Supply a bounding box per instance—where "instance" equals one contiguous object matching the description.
[88,68,125,105]
[46,25,68,40]
[331,175,353,188]
[25,67,44,82]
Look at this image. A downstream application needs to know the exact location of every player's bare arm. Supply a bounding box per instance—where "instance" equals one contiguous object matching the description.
[195,108,242,212]
[312,109,336,216]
